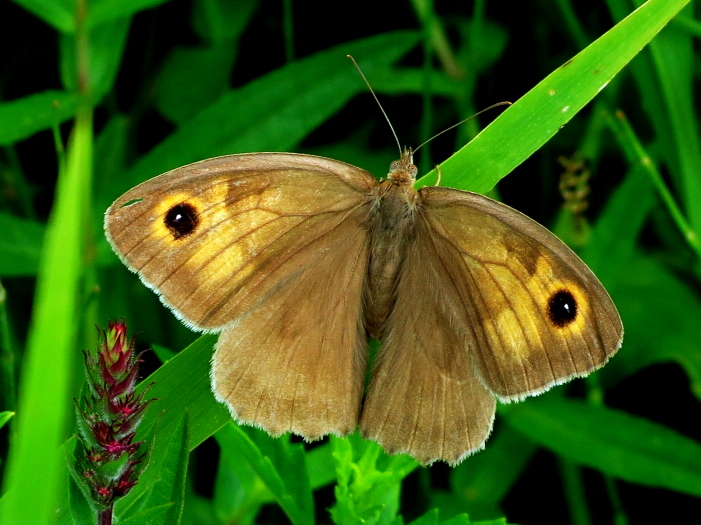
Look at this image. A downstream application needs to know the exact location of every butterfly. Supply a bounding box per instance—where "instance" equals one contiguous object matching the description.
[104,149,622,465]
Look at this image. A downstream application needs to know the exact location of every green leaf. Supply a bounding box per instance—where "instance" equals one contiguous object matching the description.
[0,109,92,524]
[0,411,14,429]
[0,213,45,276]
[306,441,337,490]
[59,17,130,97]
[613,254,701,398]
[504,396,701,497]
[120,30,421,193]
[85,0,173,28]
[129,412,190,525]
[155,44,238,124]
[330,433,418,525]
[213,426,270,523]
[191,0,258,42]
[216,423,315,525]
[116,503,174,525]
[449,426,535,520]
[0,90,79,145]
[417,0,690,192]
[9,0,74,32]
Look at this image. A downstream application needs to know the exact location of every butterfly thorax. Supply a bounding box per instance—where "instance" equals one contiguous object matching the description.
[364,153,421,338]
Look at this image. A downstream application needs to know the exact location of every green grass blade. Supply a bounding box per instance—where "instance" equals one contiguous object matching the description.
[417,0,690,192]
[0,108,92,523]
[504,396,701,497]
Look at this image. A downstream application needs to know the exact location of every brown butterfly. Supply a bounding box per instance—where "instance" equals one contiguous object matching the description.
[104,149,622,465]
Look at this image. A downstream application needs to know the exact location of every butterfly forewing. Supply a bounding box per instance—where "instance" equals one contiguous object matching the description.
[105,153,377,331]
[419,186,623,400]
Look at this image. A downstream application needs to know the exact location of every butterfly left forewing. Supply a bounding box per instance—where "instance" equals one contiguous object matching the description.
[419,186,623,401]
[105,153,377,331]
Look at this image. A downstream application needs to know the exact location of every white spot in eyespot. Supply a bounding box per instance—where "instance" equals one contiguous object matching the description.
[562,106,570,112]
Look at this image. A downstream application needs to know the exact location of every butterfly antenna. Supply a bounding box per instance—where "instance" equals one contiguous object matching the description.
[348,55,403,157]
[413,101,512,154]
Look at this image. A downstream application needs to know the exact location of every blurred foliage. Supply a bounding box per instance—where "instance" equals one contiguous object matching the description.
[0,0,700,524]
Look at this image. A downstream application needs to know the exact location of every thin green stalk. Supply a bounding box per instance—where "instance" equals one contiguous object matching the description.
[410,0,464,79]
[0,279,16,416]
[559,458,591,525]
[1,146,36,219]
[606,109,701,259]
[672,14,701,38]
[419,37,433,174]
[555,0,590,50]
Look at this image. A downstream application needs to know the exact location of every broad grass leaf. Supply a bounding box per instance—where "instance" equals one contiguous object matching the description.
[0,90,78,145]
[0,111,92,525]
[504,396,701,497]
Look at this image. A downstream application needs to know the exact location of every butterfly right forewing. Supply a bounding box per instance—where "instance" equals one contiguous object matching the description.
[419,186,623,401]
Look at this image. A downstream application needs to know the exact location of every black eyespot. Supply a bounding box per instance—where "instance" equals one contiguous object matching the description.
[547,289,578,327]
[164,202,199,240]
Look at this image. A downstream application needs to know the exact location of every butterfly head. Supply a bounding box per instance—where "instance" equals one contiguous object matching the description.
[387,147,418,186]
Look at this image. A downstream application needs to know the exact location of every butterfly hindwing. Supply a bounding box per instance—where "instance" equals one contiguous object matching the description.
[360,214,496,465]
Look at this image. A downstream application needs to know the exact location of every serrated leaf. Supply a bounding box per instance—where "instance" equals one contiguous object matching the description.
[330,433,418,525]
